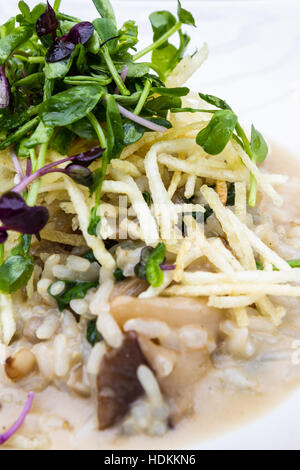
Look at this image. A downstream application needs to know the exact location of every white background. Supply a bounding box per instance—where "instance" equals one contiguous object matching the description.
[1,0,300,450]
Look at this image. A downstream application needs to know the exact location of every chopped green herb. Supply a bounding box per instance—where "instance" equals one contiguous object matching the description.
[113,268,125,282]
[87,318,103,346]
[48,280,98,311]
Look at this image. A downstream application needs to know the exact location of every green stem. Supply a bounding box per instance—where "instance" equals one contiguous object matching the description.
[53,0,62,12]
[0,116,39,151]
[88,112,107,149]
[56,12,82,23]
[26,143,49,207]
[100,44,130,96]
[27,79,53,207]
[14,55,45,64]
[29,149,37,172]
[134,79,152,115]
[88,112,108,206]
[133,22,182,62]
[235,123,257,207]
[87,113,110,235]
[0,244,4,266]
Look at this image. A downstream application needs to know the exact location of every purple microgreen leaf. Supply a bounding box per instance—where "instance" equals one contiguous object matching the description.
[46,40,75,63]
[0,392,34,446]
[64,164,93,187]
[0,228,8,244]
[45,21,94,63]
[71,146,105,167]
[63,22,94,46]
[0,66,11,109]
[36,1,58,39]
[0,192,49,236]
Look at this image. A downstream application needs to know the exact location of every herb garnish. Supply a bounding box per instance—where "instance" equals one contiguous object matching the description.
[134,243,167,288]
[48,279,98,311]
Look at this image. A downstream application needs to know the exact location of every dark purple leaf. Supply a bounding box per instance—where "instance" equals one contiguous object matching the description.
[36,1,58,39]
[65,164,93,187]
[0,228,8,244]
[71,147,105,167]
[46,40,75,63]
[62,22,94,46]
[0,192,49,236]
[0,66,11,109]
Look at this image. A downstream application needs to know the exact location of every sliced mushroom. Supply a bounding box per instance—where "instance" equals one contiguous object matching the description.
[97,331,149,430]
[110,277,148,300]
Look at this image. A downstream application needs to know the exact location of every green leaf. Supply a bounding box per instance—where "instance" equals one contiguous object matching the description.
[13,72,45,89]
[0,255,34,294]
[67,118,97,141]
[92,0,117,26]
[24,121,54,148]
[87,318,103,346]
[177,0,196,26]
[87,30,101,54]
[117,20,138,54]
[0,116,39,150]
[149,11,177,48]
[0,26,33,66]
[49,280,98,312]
[106,94,124,160]
[76,43,88,74]
[151,86,189,97]
[152,43,178,81]
[29,3,46,23]
[196,109,238,155]
[0,18,16,38]
[124,63,149,78]
[40,86,103,127]
[199,92,231,110]
[44,57,73,79]
[18,1,31,22]
[123,118,172,146]
[145,242,166,288]
[50,128,75,155]
[250,125,268,164]
[146,95,182,115]
[123,121,144,146]
[93,17,118,53]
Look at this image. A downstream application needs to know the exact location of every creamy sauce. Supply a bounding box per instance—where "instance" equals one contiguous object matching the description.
[1,144,300,450]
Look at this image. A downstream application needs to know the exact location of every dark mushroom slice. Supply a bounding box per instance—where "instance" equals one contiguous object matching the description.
[97,331,149,430]
[110,277,149,299]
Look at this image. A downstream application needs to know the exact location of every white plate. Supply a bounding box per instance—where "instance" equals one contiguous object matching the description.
[2,0,300,450]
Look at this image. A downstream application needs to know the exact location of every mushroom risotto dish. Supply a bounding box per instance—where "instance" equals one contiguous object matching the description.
[0,0,300,450]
